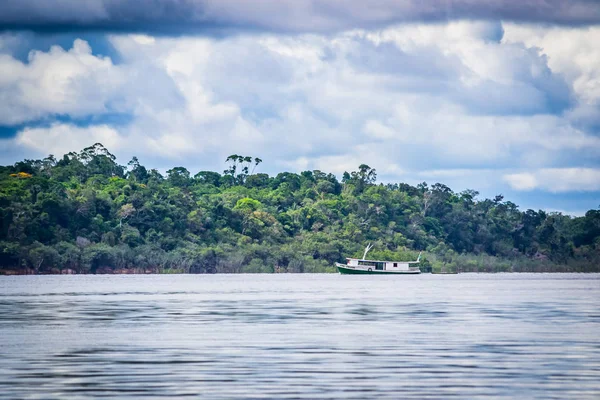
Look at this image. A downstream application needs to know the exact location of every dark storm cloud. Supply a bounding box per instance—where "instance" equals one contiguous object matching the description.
[1,0,599,33]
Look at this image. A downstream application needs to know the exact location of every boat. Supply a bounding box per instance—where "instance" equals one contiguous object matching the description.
[336,244,422,275]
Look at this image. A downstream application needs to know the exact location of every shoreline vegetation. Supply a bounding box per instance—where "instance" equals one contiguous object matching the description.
[1,143,598,275]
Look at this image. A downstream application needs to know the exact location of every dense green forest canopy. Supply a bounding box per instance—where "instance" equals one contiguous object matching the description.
[0,143,598,274]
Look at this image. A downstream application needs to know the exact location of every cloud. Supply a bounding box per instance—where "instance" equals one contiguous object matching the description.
[503,172,539,191]
[1,1,600,34]
[504,168,600,192]
[0,36,188,127]
[503,24,600,134]
[503,24,600,101]
[0,39,126,125]
[14,123,122,156]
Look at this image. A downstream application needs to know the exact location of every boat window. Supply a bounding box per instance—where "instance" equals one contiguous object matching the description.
[358,261,376,267]
[393,263,397,268]
[375,262,384,270]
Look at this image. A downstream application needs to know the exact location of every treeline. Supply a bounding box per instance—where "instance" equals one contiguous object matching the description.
[0,143,598,274]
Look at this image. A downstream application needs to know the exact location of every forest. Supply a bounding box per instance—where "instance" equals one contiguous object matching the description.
[0,143,598,274]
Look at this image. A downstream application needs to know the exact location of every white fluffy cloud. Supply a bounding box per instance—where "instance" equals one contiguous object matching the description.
[15,123,122,156]
[0,39,126,125]
[1,21,599,207]
[504,168,600,192]
[503,24,600,103]
[503,24,600,134]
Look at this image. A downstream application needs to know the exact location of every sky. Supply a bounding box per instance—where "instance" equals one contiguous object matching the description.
[0,0,599,215]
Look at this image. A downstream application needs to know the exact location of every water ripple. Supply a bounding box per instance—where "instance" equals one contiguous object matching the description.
[0,273,599,399]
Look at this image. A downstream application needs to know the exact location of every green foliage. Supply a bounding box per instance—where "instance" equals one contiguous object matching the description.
[0,145,598,274]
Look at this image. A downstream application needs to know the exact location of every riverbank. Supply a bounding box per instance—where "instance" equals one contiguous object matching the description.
[2,266,599,275]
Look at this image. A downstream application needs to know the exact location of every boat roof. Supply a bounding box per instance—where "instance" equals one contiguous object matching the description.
[347,258,420,264]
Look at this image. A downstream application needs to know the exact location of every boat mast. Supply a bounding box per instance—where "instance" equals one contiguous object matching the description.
[362,243,373,260]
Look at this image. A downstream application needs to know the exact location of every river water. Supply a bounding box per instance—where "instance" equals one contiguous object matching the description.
[0,273,599,399]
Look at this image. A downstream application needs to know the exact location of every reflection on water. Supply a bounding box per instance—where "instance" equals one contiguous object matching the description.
[0,274,599,399]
